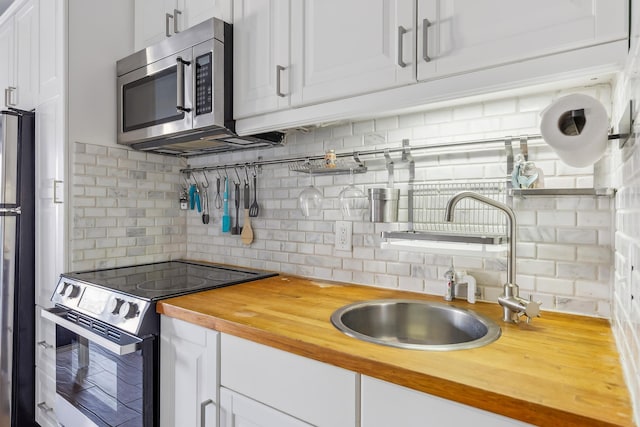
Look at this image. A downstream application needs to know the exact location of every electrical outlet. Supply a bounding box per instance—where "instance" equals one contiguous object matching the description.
[335,221,352,251]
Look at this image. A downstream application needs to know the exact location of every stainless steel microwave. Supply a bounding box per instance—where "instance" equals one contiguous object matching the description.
[116,18,284,156]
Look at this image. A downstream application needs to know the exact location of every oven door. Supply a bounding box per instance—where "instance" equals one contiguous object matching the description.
[41,307,157,427]
[117,47,193,146]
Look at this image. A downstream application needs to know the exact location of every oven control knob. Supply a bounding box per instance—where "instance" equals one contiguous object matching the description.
[109,298,124,314]
[120,302,139,319]
[60,283,80,299]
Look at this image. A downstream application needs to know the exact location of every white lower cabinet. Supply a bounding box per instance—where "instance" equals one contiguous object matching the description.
[219,388,312,427]
[34,367,57,427]
[161,326,535,426]
[160,316,219,427]
[35,307,57,427]
[220,333,358,427]
[361,375,533,427]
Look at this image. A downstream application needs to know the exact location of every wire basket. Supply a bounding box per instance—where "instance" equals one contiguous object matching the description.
[411,180,509,236]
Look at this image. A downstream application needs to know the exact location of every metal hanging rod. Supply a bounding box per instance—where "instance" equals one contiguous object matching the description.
[180,134,543,174]
[179,132,625,174]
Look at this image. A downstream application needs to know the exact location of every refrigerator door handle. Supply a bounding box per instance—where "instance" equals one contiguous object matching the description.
[53,180,64,204]
[0,207,21,214]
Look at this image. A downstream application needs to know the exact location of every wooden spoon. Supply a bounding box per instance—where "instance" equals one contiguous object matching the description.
[241,183,253,245]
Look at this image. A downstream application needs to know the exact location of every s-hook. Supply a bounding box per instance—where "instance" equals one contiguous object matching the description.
[214,169,222,209]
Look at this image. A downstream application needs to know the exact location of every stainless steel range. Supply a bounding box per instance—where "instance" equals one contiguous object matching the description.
[41,260,276,427]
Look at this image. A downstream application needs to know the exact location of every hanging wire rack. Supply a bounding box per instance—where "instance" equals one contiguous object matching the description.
[411,180,509,236]
[288,157,367,175]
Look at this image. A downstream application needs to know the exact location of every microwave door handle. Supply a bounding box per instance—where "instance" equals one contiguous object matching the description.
[176,57,192,113]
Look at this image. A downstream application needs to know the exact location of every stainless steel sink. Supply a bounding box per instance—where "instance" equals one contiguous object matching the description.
[330,299,501,351]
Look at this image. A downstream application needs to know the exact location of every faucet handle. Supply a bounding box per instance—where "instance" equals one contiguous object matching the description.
[522,296,542,323]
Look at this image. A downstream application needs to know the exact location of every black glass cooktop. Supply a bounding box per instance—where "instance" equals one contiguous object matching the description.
[62,260,277,301]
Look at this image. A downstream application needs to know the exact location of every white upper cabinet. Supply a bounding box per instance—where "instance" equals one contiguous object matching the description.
[234,0,627,135]
[0,17,14,108]
[0,0,38,110]
[417,0,628,81]
[134,0,232,52]
[13,0,38,109]
[290,0,415,106]
[233,0,291,118]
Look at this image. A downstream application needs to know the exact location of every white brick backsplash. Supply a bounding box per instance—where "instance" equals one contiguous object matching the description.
[536,277,574,296]
[72,87,619,362]
[70,143,186,270]
[536,244,576,261]
[537,211,575,227]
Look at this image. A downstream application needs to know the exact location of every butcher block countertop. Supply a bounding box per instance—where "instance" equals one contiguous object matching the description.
[157,274,634,427]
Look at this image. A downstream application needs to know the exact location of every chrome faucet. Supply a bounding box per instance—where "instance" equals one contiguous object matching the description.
[444,264,456,302]
[444,191,541,323]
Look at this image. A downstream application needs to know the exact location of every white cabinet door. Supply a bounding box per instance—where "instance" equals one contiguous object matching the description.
[35,307,58,427]
[291,0,415,106]
[134,0,231,51]
[361,376,533,427]
[417,0,627,81]
[220,388,313,427]
[13,0,38,110]
[181,0,232,28]
[233,0,290,118]
[0,16,15,108]
[35,95,65,308]
[35,367,57,427]
[160,316,218,427]
[221,334,358,427]
[134,0,179,51]
[38,0,64,103]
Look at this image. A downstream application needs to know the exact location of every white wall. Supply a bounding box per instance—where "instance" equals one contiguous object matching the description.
[609,9,640,422]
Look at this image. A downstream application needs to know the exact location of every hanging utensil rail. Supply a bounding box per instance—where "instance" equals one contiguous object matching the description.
[179,134,551,175]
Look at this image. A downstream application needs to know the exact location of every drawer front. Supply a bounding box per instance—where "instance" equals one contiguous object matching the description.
[35,306,56,374]
[221,334,358,427]
[35,367,58,427]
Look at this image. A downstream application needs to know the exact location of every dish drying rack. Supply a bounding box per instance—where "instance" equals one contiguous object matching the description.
[382,180,510,250]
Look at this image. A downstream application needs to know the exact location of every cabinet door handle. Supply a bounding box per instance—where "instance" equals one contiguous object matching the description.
[173,9,182,34]
[200,399,215,427]
[165,13,174,37]
[4,86,16,107]
[276,65,286,97]
[397,26,408,68]
[53,180,64,204]
[422,19,432,62]
[176,57,192,112]
[37,402,53,412]
[37,340,53,349]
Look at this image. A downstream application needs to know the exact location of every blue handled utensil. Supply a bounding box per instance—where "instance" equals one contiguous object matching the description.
[222,177,230,232]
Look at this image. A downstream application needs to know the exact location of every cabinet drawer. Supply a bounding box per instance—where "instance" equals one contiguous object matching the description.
[35,306,56,373]
[361,376,533,427]
[35,367,57,427]
[221,334,357,427]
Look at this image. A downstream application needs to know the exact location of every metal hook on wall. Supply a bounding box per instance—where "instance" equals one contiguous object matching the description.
[384,149,394,188]
[200,170,210,188]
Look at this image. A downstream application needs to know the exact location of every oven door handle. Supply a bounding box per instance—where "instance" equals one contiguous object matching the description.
[41,307,141,356]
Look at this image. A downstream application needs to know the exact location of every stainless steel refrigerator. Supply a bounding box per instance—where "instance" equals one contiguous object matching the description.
[0,109,35,427]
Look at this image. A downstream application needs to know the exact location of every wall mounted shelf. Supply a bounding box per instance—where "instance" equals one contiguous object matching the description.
[509,188,616,197]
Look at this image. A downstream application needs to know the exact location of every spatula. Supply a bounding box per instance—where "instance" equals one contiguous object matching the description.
[249,174,259,217]
[241,181,253,245]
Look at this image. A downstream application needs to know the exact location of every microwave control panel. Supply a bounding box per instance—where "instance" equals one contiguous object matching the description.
[195,52,213,116]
